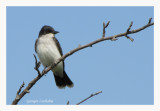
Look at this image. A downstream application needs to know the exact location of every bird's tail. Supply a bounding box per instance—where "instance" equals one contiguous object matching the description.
[53,71,74,89]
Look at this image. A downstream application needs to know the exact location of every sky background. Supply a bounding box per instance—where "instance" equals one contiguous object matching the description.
[7,6,154,105]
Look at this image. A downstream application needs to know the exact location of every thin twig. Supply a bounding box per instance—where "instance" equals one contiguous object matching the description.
[125,21,134,41]
[67,101,69,105]
[127,21,133,33]
[148,18,152,24]
[15,81,25,100]
[76,91,102,105]
[33,54,41,76]
[12,18,154,105]
[125,35,134,42]
[102,21,110,38]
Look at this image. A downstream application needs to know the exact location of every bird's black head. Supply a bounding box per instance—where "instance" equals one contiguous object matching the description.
[39,25,59,37]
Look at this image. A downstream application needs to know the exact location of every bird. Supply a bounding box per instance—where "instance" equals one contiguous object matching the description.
[35,25,73,89]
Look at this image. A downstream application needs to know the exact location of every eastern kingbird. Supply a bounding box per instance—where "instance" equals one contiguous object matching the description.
[35,25,73,88]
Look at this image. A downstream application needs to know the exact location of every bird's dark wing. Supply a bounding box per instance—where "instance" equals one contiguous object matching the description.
[35,39,38,53]
[53,37,63,56]
[53,37,64,68]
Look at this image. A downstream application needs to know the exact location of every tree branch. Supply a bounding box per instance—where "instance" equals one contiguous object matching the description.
[66,91,102,105]
[15,81,25,100]
[12,18,154,105]
[76,91,102,105]
[102,21,110,38]
[33,54,41,76]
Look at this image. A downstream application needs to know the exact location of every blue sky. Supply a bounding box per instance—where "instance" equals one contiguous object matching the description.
[7,6,154,105]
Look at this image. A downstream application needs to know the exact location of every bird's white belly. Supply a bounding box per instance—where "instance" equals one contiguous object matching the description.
[36,37,63,77]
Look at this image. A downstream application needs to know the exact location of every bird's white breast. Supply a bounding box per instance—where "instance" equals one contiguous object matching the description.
[36,34,63,77]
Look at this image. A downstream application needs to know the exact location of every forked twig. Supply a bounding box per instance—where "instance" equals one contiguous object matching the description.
[33,54,41,76]
[15,81,25,100]
[102,21,110,38]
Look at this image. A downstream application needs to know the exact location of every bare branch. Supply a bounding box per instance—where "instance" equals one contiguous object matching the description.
[76,91,102,105]
[12,76,42,105]
[125,35,134,42]
[15,81,25,100]
[102,21,110,38]
[12,18,154,105]
[102,22,105,37]
[148,17,152,24]
[33,54,41,76]
[127,21,133,33]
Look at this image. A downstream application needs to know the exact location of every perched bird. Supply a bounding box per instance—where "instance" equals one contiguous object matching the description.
[35,25,73,88]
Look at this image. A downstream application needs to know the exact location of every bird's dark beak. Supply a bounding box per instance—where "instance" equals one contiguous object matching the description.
[54,31,59,34]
